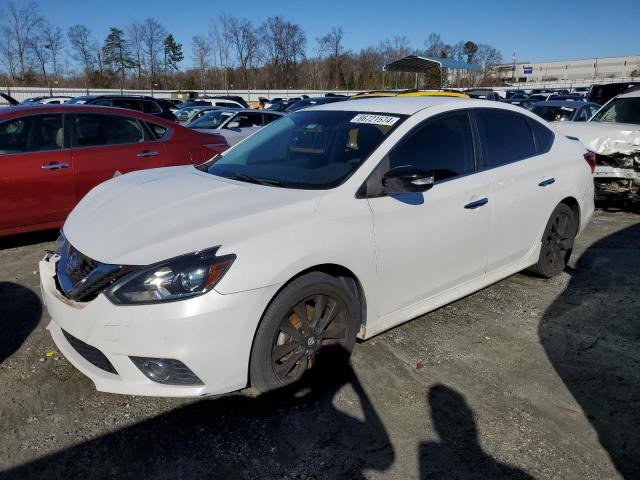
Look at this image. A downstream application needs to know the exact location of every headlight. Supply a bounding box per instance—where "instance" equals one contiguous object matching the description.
[106,247,235,305]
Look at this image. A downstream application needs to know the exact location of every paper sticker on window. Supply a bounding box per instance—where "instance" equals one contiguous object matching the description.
[351,114,400,126]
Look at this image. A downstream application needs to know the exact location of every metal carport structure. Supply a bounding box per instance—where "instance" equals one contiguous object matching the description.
[383,55,482,88]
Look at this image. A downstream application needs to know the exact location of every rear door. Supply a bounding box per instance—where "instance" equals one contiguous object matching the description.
[0,113,75,232]
[474,109,558,271]
[69,113,167,201]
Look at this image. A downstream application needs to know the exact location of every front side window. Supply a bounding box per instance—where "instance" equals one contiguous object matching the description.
[73,114,144,147]
[476,110,536,167]
[591,97,640,125]
[388,112,475,182]
[206,110,406,189]
[189,111,234,129]
[0,114,64,154]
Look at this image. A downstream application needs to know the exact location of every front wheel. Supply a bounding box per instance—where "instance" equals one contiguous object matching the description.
[528,203,577,278]
[249,272,359,392]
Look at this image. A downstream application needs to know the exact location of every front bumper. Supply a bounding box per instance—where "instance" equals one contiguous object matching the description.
[40,256,279,397]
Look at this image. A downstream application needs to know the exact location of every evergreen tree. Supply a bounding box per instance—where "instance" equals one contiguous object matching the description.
[103,27,134,92]
[163,33,183,82]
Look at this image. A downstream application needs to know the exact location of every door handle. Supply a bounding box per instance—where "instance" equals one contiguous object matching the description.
[538,177,555,187]
[41,162,70,170]
[464,198,489,209]
[137,150,159,158]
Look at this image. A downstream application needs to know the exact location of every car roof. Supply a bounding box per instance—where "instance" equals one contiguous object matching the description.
[618,88,640,99]
[0,104,174,124]
[202,108,285,115]
[308,96,475,115]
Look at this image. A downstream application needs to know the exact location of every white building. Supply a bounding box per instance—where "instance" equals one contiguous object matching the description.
[495,55,640,85]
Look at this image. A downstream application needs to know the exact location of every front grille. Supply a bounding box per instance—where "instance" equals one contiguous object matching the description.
[56,241,132,302]
[65,245,100,286]
[62,329,118,375]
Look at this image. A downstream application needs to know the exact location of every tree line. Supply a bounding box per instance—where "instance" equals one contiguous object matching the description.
[0,1,504,92]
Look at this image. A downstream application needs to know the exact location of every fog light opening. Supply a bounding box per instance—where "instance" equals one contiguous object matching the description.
[142,360,171,382]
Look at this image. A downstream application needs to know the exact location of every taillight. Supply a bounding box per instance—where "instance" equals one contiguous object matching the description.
[583,151,596,173]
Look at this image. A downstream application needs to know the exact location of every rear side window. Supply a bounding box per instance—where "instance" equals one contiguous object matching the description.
[73,114,145,147]
[389,112,475,182]
[141,100,161,114]
[476,110,536,167]
[112,98,142,111]
[146,122,169,140]
[0,114,64,154]
[526,118,554,153]
[263,113,280,125]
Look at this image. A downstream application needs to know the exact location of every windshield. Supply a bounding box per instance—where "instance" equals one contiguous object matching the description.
[176,108,198,120]
[531,105,576,122]
[189,110,234,129]
[591,97,640,125]
[206,110,406,189]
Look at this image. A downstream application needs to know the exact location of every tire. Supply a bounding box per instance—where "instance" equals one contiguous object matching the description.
[249,272,359,393]
[528,203,577,278]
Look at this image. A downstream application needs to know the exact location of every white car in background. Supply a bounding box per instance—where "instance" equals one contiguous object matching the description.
[188,108,285,146]
[40,97,594,397]
[555,89,640,204]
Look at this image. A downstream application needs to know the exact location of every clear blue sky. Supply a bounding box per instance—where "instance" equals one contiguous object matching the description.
[42,0,640,66]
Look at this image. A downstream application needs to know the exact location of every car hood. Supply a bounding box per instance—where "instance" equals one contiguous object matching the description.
[63,166,324,265]
[554,121,640,156]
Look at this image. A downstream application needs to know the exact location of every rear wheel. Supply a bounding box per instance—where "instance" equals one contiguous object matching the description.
[529,203,577,278]
[250,272,359,392]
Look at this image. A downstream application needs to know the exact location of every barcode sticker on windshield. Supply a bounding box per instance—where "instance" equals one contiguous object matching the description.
[350,114,400,126]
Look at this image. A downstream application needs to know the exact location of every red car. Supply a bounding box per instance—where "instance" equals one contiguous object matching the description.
[0,105,228,236]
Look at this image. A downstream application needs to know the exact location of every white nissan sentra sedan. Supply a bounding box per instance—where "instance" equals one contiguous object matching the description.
[39,97,595,397]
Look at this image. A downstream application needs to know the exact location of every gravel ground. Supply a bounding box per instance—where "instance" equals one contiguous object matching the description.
[0,210,638,479]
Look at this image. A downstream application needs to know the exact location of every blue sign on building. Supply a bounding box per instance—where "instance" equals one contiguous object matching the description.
[523,66,533,75]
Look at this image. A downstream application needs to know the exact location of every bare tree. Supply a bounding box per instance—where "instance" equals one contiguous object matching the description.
[191,35,210,92]
[41,22,65,80]
[209,22,231,90]
[1,1,43,78]
[221,15,258,89]
[30,26,52,93]
[68,25,95,87]
[127,21,145,89]
[140,18,167,87]
[319,27,344,88]
[0,32,19,83]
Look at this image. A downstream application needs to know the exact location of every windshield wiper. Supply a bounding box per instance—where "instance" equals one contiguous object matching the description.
[229,173,284,187]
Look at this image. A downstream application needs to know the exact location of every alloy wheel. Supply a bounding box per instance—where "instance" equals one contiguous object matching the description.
[271,294,347,385]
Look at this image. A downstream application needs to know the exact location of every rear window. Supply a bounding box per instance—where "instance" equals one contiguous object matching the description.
[476,110,536,167]
[591,97,640,125]
[531,105,575,122]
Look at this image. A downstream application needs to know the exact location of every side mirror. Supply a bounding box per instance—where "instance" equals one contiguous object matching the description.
[382,166,435,194]
[226,121,240,129]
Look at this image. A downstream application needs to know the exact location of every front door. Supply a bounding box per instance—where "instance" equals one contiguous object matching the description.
[367,111,492,319]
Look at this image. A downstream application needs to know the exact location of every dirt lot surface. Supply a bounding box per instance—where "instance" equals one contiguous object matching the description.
[0,210,638,479]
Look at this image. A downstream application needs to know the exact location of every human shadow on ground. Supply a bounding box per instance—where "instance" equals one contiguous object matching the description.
[1,347,394,480]
[419,384,534,479]
[0,282,42,364]
[539,222,640,478]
